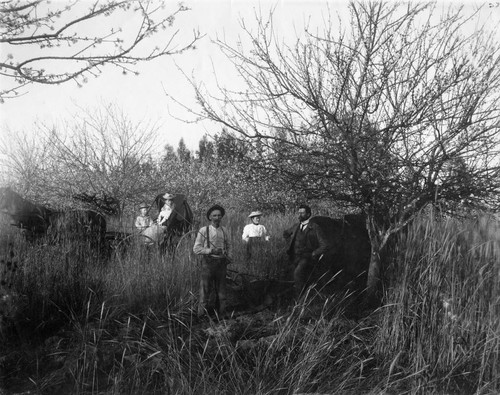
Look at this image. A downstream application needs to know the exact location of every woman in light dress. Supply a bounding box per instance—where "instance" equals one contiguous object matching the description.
[142,193,175,243]
[242,211,270,263]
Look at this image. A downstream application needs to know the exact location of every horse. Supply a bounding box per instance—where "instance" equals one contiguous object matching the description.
[0,187,50,237]
[0,187,106,246]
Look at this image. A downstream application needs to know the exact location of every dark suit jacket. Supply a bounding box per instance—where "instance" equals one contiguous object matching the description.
[284,219,331,257]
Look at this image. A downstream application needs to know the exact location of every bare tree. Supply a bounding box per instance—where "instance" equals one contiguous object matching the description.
[0,128,53,196]
[0,104,163,212]
[189,1,500,299]
[0,0,201,100]
[43,104,163,211]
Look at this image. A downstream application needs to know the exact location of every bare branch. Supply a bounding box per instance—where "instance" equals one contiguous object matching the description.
[0,0,202,99]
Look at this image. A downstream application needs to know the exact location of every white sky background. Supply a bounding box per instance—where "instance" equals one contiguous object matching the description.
[1,0,500,155]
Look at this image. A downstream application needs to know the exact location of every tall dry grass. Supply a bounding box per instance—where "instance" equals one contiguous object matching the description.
[375,212,500,394]
[101,210,293,312]
[1,210,499,394]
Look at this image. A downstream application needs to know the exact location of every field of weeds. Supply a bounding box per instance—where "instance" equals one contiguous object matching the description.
[0,211,499,394]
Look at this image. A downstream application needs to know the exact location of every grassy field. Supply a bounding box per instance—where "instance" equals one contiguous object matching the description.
[0,210,499,394]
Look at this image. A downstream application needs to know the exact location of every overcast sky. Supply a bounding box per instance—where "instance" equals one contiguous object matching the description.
[1,0,499,154]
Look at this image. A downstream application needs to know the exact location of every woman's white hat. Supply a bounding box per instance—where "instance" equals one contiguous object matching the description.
[248,211,263,218]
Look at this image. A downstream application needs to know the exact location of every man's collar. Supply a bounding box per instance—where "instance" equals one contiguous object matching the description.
[300,218,310,226]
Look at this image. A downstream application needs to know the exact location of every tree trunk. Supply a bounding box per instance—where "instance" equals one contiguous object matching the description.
[366,241,382,301]
[364,214,387,304]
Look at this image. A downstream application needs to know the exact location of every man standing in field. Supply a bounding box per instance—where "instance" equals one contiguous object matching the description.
[283,204,330,298]
[193,204,231,318]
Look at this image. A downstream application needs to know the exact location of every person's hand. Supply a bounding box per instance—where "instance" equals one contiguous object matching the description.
[211,248,223,255]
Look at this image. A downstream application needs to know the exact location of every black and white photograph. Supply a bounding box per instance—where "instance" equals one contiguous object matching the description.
[1,1,500,393]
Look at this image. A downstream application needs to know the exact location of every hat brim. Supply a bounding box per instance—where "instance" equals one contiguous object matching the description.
[206,205,225,220]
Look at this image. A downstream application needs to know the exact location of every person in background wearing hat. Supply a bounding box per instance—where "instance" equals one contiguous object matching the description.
[156,193,175,227]
[135,202,153,231]
[193,204,231,318]
[242,211,270,263]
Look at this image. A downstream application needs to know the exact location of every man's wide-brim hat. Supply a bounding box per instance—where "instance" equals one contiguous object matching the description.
[248,211,263,218]
[207,204,225,220]
[139,202,148,209]
[163,193,175,200]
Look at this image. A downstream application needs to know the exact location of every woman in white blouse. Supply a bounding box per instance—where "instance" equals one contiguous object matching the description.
[242,211,270,263]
